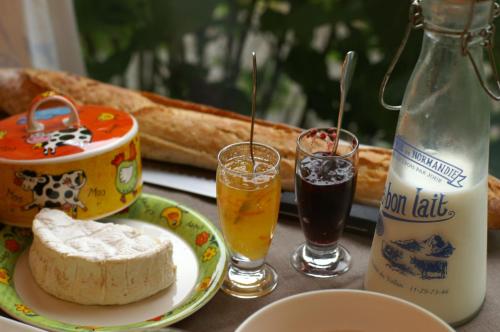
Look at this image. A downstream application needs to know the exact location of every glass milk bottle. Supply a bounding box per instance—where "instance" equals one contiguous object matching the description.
[365,0,499,325]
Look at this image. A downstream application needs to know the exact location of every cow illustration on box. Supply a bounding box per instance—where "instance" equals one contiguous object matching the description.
[382,234,455,280]
[28,126,93,155]
[14,169,87,217]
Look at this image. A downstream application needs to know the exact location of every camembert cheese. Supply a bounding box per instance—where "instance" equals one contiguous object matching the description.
[29,209,176,305]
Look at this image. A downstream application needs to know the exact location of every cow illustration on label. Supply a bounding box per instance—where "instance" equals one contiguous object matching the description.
[111,142,139,203]
[14,169,87,217]
[381,234,455,280]
[28,127,93,155]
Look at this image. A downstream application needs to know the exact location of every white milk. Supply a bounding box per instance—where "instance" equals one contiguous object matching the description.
[364,151,487,324]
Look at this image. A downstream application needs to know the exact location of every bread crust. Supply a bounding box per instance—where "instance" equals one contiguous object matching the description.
[488,175,500,229]
[355,145,392,205]
[0,68,498,229]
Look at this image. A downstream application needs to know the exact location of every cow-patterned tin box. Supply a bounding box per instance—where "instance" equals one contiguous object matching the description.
[0,92,142,227]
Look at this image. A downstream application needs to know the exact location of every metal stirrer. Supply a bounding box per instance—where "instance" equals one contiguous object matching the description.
[250,52,257,170]
[333,51,357,155]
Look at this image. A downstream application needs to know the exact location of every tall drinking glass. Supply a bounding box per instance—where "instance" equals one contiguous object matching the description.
[216,142,281,298]
[291,128,359,278]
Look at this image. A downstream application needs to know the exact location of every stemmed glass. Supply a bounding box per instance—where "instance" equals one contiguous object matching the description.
[216,142,281,298]
[291,128,359,278]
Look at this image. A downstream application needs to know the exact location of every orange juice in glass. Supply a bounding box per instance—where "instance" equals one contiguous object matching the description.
[216,142,281,298]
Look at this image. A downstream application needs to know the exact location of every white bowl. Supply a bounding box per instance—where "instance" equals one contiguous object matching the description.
[236,289,454,332]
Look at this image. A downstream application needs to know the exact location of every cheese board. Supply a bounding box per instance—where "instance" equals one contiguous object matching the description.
[0,194,227,331]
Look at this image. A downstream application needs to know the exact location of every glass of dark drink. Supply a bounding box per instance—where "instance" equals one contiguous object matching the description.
[291,127,359,278]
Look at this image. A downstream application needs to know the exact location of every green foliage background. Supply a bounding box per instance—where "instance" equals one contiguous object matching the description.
[74,0,500,175]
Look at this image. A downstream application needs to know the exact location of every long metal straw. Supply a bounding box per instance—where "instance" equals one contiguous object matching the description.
[333,51,357,155]
[250,52,257,167]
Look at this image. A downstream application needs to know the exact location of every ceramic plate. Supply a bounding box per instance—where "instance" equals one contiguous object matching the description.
[0,193,227,331]
[0,316,45,332]
[236,289,454,332]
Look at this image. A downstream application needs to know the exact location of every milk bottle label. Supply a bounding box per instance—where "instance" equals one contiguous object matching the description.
[374,136,468,283]
[367,134,487,324]
[377,191,456,282]
[393,136,467,188]
[381,183,456,223]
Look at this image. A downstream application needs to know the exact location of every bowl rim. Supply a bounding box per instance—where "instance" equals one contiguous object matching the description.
[235,289,454,332]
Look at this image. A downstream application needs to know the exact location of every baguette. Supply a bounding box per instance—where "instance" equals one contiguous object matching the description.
[0,68,298,191]
[0,68,498,230]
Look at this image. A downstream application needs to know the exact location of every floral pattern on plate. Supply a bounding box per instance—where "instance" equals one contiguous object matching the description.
[0,193,227,331]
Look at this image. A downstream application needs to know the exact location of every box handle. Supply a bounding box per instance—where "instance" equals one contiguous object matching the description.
[27,91,80,133]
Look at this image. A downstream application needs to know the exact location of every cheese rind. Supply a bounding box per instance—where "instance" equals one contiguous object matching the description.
[29,209,176,305]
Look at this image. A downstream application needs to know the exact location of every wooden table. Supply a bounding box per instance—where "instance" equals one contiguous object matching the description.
[1,184,499,331]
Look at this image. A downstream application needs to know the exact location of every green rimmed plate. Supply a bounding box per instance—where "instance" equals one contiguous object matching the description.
[0,193,228,331]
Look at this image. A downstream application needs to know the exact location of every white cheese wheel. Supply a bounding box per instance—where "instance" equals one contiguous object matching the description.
[29,209,176,305]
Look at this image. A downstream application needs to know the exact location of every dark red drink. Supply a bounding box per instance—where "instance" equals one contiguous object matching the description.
[295,152,356,247]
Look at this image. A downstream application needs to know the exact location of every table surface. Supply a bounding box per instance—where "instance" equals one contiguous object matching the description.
[2,184,499,332]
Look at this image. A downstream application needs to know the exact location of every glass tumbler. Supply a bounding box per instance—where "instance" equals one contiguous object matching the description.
[216,142,281,298]
[291,128,359,278]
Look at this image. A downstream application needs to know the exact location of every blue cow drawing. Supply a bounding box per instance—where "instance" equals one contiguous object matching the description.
[410,257,448,280]
[381,234,453,280]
